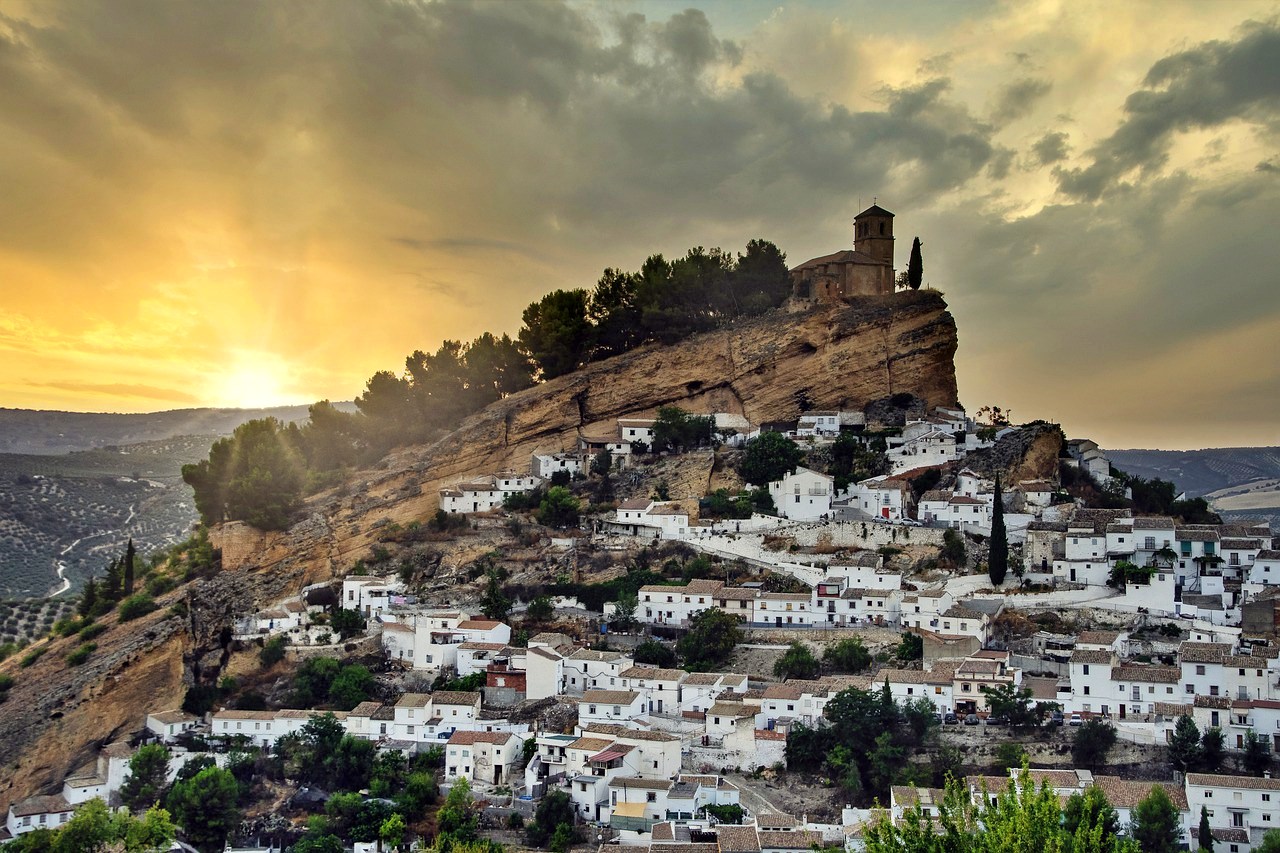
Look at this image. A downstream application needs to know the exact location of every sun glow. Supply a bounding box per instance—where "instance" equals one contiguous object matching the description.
[212,356,292,409]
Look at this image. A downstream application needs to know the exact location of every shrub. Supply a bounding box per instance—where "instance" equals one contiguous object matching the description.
[19,646,47,668]
[118,594,158,622]
[260,635,287,666]
[78,623,108,641]
[66,643,96,666]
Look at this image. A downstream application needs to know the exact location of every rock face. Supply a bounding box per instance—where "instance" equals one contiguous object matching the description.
[962,422,1067,484]
[213,290,959,577]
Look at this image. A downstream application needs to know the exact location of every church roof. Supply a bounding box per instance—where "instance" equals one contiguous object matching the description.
[790,249,888,272]
[854,204,894,219]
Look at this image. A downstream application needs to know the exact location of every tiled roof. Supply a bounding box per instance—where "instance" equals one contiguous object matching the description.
[1071,649,1114,664]
[1111,665,1180,684]
[148,709,196,725]
[1133,517,1176,530]
[457,619,502,630]
[620,666,686,681]
[1179,642,1231,663]
[10,795,71,817]
[1187,772,1280,791]
[756,813,799,829]
[1093,776,1187,809]
[584,723,680,742]
[581,689,641,705]
[716,825,762,853]
[347,701,383,717]
[1077,631,1120,644]
[432,691,481,706]
[567,736,614,752]
[1193,695,1232,709]
[448,730,516,745]
[758,830,824,850]
[609,776,673,790]
[617,498,652,510]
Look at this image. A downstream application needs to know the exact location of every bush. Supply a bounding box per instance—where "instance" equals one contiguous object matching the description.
[66,643,96,666]
[118,594,158,622]
[19,646,46,668]
[260,635,287,666]
[78,622,108,641]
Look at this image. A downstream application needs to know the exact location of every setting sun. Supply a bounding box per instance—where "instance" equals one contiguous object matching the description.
[212,358,290,409]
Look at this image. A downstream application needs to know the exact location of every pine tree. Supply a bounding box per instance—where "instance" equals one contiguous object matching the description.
[907,237,923,290]
[103,557,123,602]
[988,474,1008,586]
[124,538,136,597]
[77,577,98,618]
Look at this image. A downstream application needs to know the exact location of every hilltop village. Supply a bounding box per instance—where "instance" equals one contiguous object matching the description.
[2,210,1278,853]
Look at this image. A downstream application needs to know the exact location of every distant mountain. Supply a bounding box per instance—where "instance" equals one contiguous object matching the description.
[0,403,357,455]
[1108,447,1280,498]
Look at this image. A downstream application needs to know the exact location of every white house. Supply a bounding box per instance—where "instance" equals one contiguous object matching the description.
[145,710,198,743]
[6,795,75,837]
[1185,772,1280,848]
[533,452,584,480]
[445,730,524,788]
[439,472,541,515]
[579,690,646,724]
[342,575,405,618]
[844,475,912,521]
[768,467,834,521]
[562,648,634,695]
[392,691,482,743]
[619,666,686,716]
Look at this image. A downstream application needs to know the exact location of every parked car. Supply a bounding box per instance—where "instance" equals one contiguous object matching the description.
[964,713,980,726]
[987,714,1009,726]
[1048,710,1064,726]
[1069,712,1083,726]
[944,712,959,725]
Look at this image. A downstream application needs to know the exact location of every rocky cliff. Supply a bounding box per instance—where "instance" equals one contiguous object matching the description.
[212,290,959,576]
[0,289,958,806]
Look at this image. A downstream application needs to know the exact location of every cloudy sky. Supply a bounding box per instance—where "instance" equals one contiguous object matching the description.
[1,0,1277,450]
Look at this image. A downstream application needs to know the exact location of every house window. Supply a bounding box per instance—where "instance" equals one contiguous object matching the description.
[1083,665,1090,675]
[1196,665,1206,675]
[1084,687,1090,695]
[647,792,657,803]
[589,705,597,715]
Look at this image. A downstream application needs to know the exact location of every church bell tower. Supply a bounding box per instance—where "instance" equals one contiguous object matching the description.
[853,203,895,266]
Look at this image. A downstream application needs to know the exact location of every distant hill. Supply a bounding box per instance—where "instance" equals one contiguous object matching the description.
[0,403,357,456]
[0,402,356,598]
[1108,447,1280,498]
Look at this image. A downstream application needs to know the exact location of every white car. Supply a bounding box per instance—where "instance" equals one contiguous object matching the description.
[1068,712,1083,726]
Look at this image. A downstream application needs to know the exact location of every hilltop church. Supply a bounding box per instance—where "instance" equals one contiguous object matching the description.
[790,203,896,300]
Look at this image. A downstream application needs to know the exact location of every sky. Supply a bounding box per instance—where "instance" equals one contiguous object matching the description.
[0,0,1278,450]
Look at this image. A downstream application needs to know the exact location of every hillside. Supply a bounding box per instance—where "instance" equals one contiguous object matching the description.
[1108,447,1280,497]
[0,403,356,456]
[0,290,959,807]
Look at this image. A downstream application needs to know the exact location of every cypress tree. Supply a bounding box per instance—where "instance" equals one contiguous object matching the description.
[989,474,1008,586]
[124,538,136,596]
[1198,806,1214,852]
[907,237,923,289]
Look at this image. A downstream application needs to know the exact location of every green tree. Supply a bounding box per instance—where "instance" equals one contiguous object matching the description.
[989,474,1008,586]
[994,742,1027,773]
[1198,806,1213,852]
[330,607,366,640]
[260,635,286,667]
[677,609,743,671]
[1201,726,1225,771]
[1169,715,1202,773]
[739,431,805,487]
[1130,786,1182,853]
[537,486,581,529]
[437,777,478,843]
[165,765,240,852]
[941,528,966,567]
[1062,785,1122,853]
[590,448,613,476]
[328,662,375,709]
[1071,719,1117,771]
[896,632,923,661]
[650,406,714,453]
[527,788,576,847]
[907,237,923,289]
[1242,729,1272,775]
[380,812,406,849]
[980,682,1046,728]
[773,642,820,680]
[120,743,171,812]
[77,576,98,618]
[526,595,555,623]
[823,636,872,673]
[518,289,592,380]
[479,567,512,621]
[632,638,678,668]
[181,417,304,530]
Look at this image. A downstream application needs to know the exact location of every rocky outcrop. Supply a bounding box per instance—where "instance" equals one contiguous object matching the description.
[213,290,959,578]
[961,422,1066,484]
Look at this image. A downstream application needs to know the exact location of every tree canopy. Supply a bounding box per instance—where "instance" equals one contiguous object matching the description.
[739,431,804,487]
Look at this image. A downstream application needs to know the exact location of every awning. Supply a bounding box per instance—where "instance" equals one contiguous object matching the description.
[589,746,630,763]
[612,802,647,818]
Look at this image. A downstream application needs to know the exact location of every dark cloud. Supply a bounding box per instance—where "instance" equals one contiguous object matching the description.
[1057,20,1280,199]
[1031,131,1071,165]
[991,77,1052,124]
